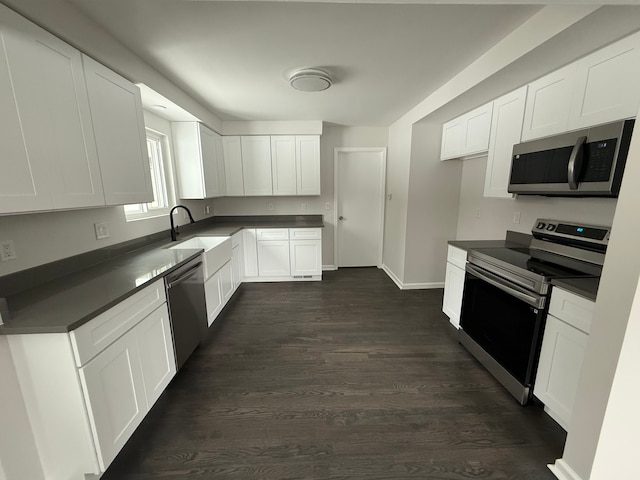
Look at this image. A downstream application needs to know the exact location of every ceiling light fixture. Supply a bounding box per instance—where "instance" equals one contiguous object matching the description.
[150,104,167,111]
[289,68,332,92]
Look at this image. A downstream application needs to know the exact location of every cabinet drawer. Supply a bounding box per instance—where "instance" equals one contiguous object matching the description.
[549,287,595,334]
[290,228,321,240]
[447,245,467,270]
[256,228,289,240]
[70,279,166,367]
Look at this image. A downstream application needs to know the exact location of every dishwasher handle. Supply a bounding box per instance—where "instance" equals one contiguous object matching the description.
[166,262,202,289]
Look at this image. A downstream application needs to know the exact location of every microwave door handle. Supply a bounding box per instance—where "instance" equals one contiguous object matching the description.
[568,136,587,190]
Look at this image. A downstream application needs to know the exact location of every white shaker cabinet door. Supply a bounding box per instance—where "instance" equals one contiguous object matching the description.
[568,32,640,130]
[241,136,273,195]
[223,136,244,196]
[204,272,223,326]
[257,240,291,276]
[199,124,224,198]
[214,132,226,196]
[534,314,589,430]
[79,331,147,472]
[521,63,577,141]
[83,55,153,205]
[0,6,104,213]
[271,136,297,195]
[135,305,176,410]
[440,118,465,160]
[484,86,527,198]
[290,239,322,276]
[296,135,321,195]
[462,102,493,155]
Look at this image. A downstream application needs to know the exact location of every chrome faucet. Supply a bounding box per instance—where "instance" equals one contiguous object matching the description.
[169,205,196,241]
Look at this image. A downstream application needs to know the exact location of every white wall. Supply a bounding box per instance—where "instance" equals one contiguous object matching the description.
[212,125,389,267]
[0,337,44,480]
[403,122,462,286]
[456,156,618,240]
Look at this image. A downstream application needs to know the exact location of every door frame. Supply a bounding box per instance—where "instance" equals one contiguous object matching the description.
[333,147,387,269]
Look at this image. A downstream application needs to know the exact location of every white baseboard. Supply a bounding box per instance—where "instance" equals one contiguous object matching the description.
[548,459,583,480]
[322,265,338,271]
[380,264,445,290]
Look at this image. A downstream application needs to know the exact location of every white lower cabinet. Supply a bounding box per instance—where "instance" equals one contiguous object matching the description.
[8,280,176,479]
[243,227,322,281]
[534,287,594,430]
[442,245,467,329]
[79,330,147,471]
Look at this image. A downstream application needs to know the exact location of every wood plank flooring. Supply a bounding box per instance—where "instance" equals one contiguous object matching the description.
[102,267,565,480]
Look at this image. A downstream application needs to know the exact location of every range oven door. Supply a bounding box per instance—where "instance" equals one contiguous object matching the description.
[459,263,548,404]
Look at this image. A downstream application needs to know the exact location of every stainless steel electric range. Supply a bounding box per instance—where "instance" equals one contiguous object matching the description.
[458,218,609,404]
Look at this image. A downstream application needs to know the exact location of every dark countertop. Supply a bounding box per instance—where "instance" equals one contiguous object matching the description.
[449,240,518,250]
[0,246,202,334]
[0,215,325,335]
[551,277,599,302]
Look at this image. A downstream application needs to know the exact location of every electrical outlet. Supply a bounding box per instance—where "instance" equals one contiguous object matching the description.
[474,208,481,218]
[513,211,521,224]
[268,203,274,211]
[324,202,330,211]
[94,222,110,240]
[301,203,307,212]
[0,240,17,261]
[205,205,211,215]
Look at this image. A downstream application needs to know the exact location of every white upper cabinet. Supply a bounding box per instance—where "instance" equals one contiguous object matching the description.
[271,136,297,195]
[521,63,577,141]
[523,31,640,141]
[223,135,244,196]
[568,32,640,130]
[82,55,153,205]
[296,135,321,195]
[0,5,104,213]
[440,102,493,160]
[241,136,273,196]
[173,122,225,199]
[484,86,527,199]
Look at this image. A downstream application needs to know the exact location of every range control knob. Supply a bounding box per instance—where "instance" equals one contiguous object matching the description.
[546,224,556,231]
[536,222,546,230]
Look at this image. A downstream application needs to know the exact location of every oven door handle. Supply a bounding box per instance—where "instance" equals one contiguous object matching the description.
[466,264,545,309]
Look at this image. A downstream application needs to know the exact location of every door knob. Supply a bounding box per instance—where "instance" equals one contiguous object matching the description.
[339,216,345,220]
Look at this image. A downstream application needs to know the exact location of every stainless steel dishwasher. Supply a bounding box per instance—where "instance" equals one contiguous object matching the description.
[165,256,207,370]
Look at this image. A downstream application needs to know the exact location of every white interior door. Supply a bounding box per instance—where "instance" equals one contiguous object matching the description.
[335,148,386,267]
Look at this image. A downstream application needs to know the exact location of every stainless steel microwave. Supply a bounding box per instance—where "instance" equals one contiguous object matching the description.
[508,119,635,197]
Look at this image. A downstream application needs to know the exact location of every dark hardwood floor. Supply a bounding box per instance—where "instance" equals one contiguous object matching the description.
[103,267,565,480]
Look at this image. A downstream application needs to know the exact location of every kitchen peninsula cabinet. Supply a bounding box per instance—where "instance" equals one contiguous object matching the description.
[83,55,153,206]
[8,280,176,479]
[0,5,105,214]
[534,287,594,430]
[173,122,226,199]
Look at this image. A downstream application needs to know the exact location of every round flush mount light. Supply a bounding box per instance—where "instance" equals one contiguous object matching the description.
[289,68,332,92]
[150,104,167,111]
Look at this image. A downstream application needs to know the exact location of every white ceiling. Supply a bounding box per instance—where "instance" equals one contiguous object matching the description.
[66,0,545,126]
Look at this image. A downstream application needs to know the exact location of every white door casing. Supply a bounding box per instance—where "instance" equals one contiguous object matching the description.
[334,148,386,268]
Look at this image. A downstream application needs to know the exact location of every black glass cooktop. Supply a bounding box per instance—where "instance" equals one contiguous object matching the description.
[470,246,596,279]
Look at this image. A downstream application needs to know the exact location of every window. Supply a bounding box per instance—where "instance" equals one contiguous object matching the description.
[124,129,175,220]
